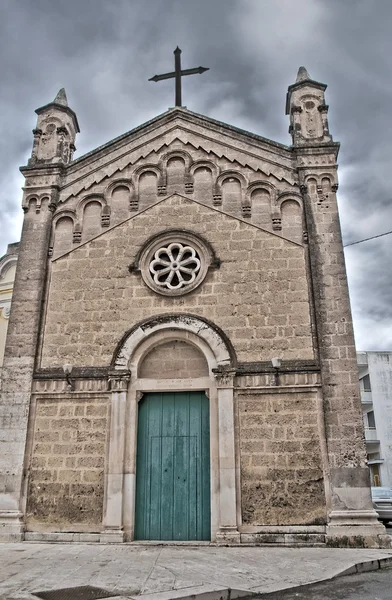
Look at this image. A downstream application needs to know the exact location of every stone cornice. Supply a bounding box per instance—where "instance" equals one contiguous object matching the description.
[34,367,110,379]
[293,141,340,159]
[34,361,320,380]
[20,164,65,177]
[235,360,320,375]
[35,101,80,133]
[68,108,291,172]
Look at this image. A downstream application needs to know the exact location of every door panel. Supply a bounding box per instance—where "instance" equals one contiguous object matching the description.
[134,391,210,541]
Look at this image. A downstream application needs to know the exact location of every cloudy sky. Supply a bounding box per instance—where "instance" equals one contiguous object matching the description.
[1,0,391,350]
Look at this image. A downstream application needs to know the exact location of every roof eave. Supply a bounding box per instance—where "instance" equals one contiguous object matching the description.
[68,107,291,169]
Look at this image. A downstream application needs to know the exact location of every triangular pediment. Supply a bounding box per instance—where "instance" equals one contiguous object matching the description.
[61,108,297,202]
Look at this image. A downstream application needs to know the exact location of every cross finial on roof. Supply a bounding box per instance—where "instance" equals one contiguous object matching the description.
[149,47,209,107]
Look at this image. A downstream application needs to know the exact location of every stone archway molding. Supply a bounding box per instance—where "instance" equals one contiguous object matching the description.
[112,313,236,371]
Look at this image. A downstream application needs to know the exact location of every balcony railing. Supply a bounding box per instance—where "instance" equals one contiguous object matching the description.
[365,428,379,442]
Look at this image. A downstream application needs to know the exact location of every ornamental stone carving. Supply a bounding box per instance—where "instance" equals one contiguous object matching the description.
[1,305,10,319]
[138,231,213,297]
[149,242,201,291]
[109,372,130,391]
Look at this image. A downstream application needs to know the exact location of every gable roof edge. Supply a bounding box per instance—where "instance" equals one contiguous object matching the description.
[68,108,292,170]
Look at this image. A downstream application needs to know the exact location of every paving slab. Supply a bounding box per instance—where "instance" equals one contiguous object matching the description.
[1,543,392,600]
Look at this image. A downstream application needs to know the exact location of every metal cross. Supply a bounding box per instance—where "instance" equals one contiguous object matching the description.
[149,47,209,107]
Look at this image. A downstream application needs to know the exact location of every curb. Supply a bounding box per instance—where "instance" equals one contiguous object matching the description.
[126,557,392,600]
[251,555,392,598]
[125,587,254,600]
[336,555,392,577]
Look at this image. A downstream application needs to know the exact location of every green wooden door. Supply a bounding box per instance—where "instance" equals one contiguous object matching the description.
[134,391,210,541]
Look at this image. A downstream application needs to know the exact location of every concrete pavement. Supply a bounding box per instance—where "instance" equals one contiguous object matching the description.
[1,543,392,600]
[254,567,392,599]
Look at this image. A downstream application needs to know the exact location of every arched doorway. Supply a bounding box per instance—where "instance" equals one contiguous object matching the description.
[103,314,240,543]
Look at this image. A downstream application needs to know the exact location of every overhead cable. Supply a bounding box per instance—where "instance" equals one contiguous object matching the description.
[343,229,392,248]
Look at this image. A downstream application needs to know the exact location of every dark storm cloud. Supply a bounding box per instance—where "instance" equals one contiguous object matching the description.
[0,0,391,348]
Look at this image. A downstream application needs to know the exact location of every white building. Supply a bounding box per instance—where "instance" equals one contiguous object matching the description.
[358,352,392,488]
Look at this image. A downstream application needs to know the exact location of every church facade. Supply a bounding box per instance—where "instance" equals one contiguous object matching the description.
[0,69,387,546]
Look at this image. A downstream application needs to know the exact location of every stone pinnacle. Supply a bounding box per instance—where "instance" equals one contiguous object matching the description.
[53,88,68,106]
[296,66,310,82]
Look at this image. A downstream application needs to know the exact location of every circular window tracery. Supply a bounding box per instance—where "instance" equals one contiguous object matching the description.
[138,231,212,297]
[150,242,201,291]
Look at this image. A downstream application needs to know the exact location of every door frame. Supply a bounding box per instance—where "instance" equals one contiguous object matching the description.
[102,315,240,543]
[134,389,212,541]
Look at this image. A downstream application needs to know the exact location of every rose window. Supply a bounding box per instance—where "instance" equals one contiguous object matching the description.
[137,231,212,297]
[149,243,201,291]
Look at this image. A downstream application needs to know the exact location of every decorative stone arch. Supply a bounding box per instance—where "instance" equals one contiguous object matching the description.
[49,210,77,258]
[112,313,236,370]
[318,172,338,192]
[304,175,319,198]
[160,150,194,194]
[51,209,77,240]
[77,193,106,215]
[22,194,39,212]
[77,193,107,230]
[304,174,319,187]
[304,173,337,208]
[318,172,333,182]
[191,160,220,204]
[105,177,134,196]
[52,208,77,226]
[245,180,277,220]
[103,314,240,544]
[189,159,219,180]
[23,192,53,213]
[247,180,277,201]
[216,170,248,208]
[304,172,335,189]
[105,178,136,211]
[160,149,193,172]
[217,169,247,189]
[277,192,305,243]
[276,190,303,210]
[23,192,54,214]
[133,163,166,196]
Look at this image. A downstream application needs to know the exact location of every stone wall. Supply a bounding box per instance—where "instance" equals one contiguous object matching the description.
[0,197,54,539]
[40,194,314,368]
[238,390,326,526]
[26,396,109,531]
[139,340,209,379]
